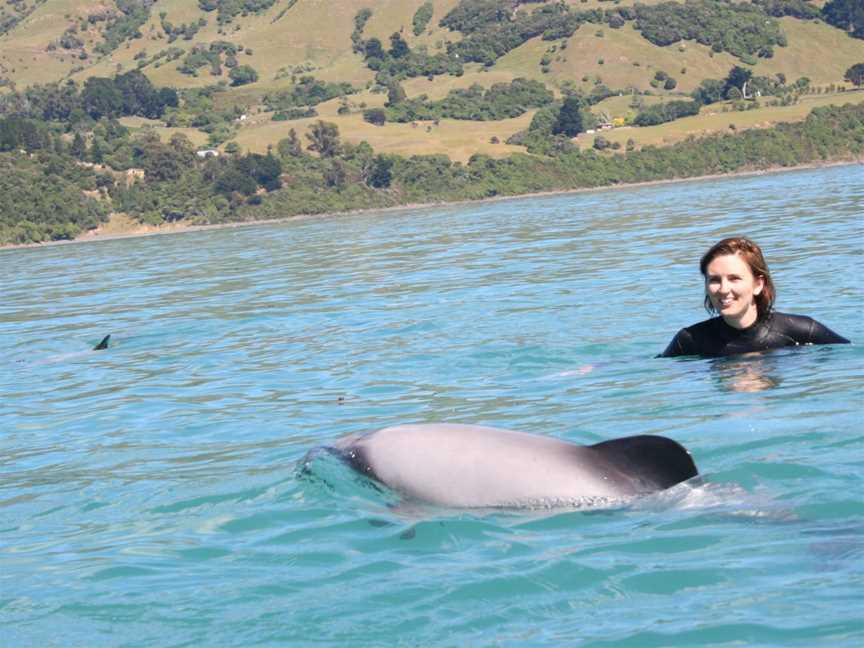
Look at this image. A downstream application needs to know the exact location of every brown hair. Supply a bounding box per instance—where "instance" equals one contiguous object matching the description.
[700,237,775,318]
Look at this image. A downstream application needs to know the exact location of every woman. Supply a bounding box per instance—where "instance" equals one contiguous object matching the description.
[660,237,849,358]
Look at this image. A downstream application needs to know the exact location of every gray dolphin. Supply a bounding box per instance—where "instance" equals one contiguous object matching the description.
[331,424,698,508]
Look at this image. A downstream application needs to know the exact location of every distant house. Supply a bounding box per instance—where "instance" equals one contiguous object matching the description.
[596,111,613,130]
[196,149,220,158]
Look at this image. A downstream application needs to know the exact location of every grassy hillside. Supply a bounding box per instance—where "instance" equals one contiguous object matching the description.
[1,0,863,159]
[514,23,742,94]
[752,17,864,86]
[579,92,864,149]
[232,101,535,162]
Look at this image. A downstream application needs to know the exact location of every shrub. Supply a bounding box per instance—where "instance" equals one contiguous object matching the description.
[273,107,316,121]
[363,108,387,126]
[593,135,611,150]
[229,65,258,86]
[413,2,434,36]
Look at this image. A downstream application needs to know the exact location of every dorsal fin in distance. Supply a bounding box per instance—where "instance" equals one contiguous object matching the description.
[589,434,698,491]
[93,334,111,351]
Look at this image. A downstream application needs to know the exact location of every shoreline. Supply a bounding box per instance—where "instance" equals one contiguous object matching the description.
[4,157,862,251]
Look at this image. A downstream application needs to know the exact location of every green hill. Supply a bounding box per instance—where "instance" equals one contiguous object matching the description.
[2,2,862,121]
[0,0,862,244]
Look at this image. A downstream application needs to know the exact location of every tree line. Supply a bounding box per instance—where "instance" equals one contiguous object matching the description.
[0,71,178,122]
[4,102,862,246]
[371,78,554,124]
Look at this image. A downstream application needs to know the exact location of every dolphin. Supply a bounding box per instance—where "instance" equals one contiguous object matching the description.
[93,334,110,350]
[330,424,699,508]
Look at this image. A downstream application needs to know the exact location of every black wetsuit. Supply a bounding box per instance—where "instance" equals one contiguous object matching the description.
[660,312,850,358]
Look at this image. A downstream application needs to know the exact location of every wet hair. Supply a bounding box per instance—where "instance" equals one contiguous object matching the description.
[700,237,775,318]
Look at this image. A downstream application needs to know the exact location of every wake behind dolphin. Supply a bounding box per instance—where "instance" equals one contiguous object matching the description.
[18,333,112,366]
[324,424,698,509]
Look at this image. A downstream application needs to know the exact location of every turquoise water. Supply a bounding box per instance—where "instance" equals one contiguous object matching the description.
[2,165,862,647]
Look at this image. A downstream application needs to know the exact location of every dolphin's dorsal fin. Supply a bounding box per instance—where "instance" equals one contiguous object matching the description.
[93,334,111,351]
[589,435,698,491]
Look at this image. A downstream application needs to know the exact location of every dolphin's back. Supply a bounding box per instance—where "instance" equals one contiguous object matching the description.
[332,424,697,508]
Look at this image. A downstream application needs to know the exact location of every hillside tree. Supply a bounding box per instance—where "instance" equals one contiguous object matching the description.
[552,96,584,137]
[306,121,341,157]
[82,77,123,119]
[725,66,753,97]
[386,81,407,106]
[365,155,393,188]
[844,63,864,86]
[389,32,410,59]
[278,129,303,157]
[70,132,87,159]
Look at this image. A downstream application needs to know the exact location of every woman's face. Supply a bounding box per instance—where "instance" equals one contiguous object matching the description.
[704,253,764,329]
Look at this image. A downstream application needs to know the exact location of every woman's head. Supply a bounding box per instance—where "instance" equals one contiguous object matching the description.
[700,237,775,322]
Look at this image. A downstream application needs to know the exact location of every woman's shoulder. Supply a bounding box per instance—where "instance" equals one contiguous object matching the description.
[768,311,812,324]
[674,316,728,341]
[767,311,850,345]
[763,311,813,334]
[659,317,725,357]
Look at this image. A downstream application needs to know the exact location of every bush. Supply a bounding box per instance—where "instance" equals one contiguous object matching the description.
[593,135,611,150]
[272,107,316,121]
[692,79,725,105]
[413,2,434,36]
[363,108,387,126]
[366,155,394,188]
[229,65,258,86]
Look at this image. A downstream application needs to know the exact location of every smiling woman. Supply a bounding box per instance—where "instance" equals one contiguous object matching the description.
[659,237,850,358]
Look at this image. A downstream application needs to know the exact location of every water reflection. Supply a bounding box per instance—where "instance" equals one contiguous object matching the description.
[709,354,782,393]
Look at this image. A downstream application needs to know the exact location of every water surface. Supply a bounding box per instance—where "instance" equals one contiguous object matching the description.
[2,165,863,646]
